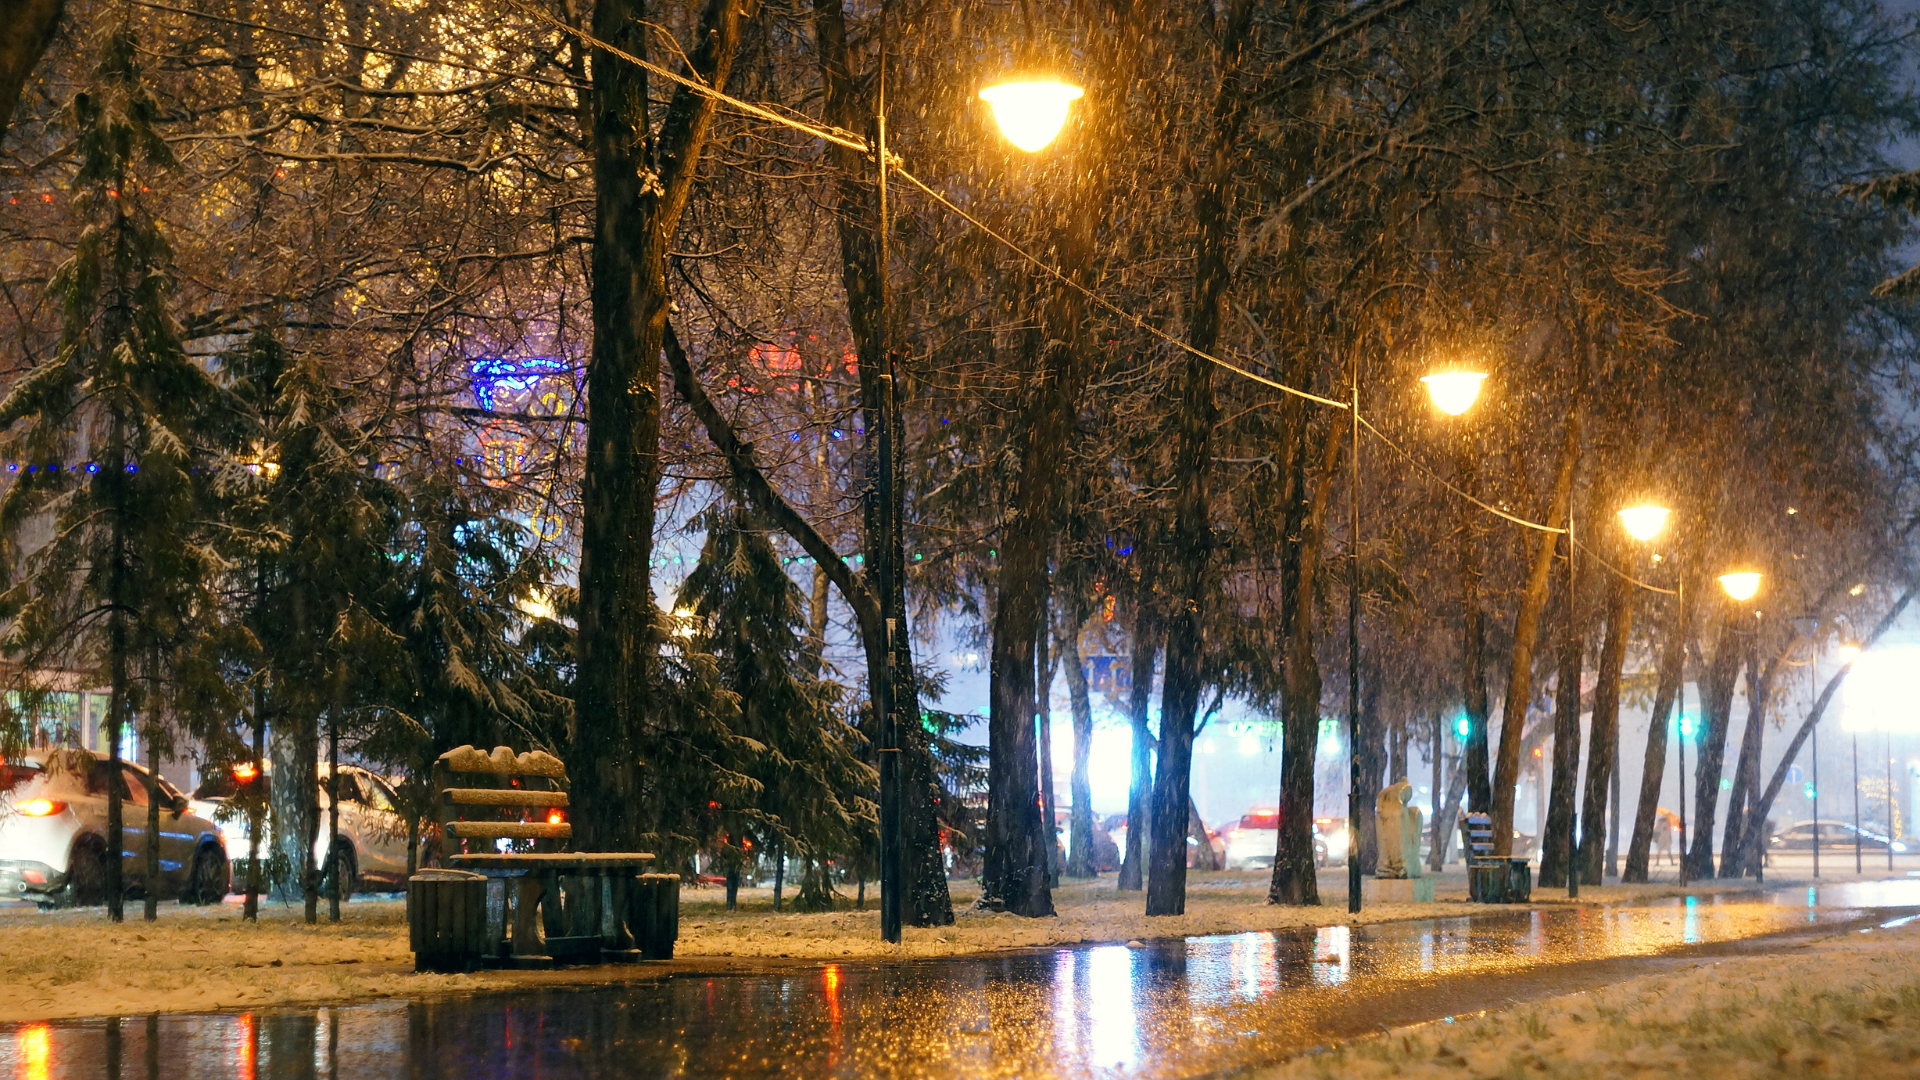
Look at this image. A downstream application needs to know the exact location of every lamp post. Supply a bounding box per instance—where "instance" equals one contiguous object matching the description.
[1423,370,1491,829]
[1717,571,1762,881]
[1837,642,1862,874]
[1790,614,1820,884]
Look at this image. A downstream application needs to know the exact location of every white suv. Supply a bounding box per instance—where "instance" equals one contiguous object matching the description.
[191,762,413,897]
[1,749,230,907]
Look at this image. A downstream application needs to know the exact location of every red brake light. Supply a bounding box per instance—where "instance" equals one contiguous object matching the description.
[232,763,259,782]
[20,798,65,817]
[547,810,565,825]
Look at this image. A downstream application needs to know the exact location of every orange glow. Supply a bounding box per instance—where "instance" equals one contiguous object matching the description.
[547,810,565,825]
[16,1022,50,1080]
[19,799,62,817]
[823,964,842,1030]
[232,762,259,781]
[236,1013,256,1080]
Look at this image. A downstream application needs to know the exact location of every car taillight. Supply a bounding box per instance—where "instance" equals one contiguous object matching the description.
[19,799,65,817]
[21,869,45,884]
[547,810,566,825]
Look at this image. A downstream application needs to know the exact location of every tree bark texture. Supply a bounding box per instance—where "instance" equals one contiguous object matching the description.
[1036,614,1060,887]
[1578,564,1633,884]
[573,0,746,851]
[1683,620,1745,879]
[0,0,65,148]
[1064,617,1097,878]
[1624,571,1693,882]
[1355,661,1384,875]
[1119,603,1158,891]
[1491,406,1582,854]
[1267,408,1345,905]
[1538,542,1582,890]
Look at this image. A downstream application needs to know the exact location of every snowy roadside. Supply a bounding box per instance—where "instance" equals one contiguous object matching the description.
[1250,913,1920,1079]
[0,867,1838,1024]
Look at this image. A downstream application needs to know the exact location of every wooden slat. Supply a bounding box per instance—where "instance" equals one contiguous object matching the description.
[444,821,572,840]
[441,788,570,808]
[449,852,654,870]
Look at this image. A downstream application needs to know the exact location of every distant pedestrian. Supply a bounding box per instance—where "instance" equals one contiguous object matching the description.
[1654,809,1681,866]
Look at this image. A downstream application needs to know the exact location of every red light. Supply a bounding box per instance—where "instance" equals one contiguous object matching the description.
[547,810,565,825]
[22,869,45,884]
[232,763,259,781]
[20,799,64,817]
[707,800,720,809]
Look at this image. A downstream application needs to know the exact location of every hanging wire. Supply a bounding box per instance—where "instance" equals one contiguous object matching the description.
[1570,538,1680,596]
[1355,414,1563,533]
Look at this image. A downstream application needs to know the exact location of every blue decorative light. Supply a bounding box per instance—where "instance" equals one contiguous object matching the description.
[1455,715,1472,741]
[469,356,570,412]
[85,463,98,474]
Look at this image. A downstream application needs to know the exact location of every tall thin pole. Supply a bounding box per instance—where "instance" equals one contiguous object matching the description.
[1678,681,1689,887]
[1347,375,1362,915]
[1854,732,1862,874]
[1812,660,1820,880]
[873,8,902,945]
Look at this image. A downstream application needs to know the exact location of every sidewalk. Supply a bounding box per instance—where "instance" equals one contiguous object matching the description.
[1252,910,1920,1079]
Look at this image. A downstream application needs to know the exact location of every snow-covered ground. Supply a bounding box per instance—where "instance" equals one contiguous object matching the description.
[0,867,1888,1025]
[1253,911,1920,1079]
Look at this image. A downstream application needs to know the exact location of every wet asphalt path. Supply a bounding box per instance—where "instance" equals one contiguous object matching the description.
[5,880,1920,1079]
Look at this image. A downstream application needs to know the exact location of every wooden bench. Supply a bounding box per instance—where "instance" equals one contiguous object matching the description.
[1461,812,1532,903]
[410,745,679,971]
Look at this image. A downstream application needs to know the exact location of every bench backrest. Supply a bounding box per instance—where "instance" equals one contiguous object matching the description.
[1461,812,1496,860]
[431,744,571,857]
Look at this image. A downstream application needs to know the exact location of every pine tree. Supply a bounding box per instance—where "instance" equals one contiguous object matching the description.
[676,500,872,911]
[0,20,221,922]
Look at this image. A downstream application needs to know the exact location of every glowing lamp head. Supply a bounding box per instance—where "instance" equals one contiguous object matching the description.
[1618,504,1671,543]
[1420,371,1488,416]
[1718,571,1762,602]
[19,798,63,817]
[1839,643,1862,663]
[978,80,1084,152]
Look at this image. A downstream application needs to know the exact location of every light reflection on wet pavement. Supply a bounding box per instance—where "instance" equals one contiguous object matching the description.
[6,880,1920,1079]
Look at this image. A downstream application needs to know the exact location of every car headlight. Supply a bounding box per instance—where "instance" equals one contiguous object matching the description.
[1895,842,1909,853]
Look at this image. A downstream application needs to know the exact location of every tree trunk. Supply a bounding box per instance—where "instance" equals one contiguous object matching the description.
[1147,0,1261,919]
[1267,410,1345,905]
[573,0,746,852]
[1119,604,1158,891]
[244,686,265,919]
[1624,571,1693,882]
[326,706,341,921]
[1036,611,1060,888]
[772,836,785,912]
[1720,648,1776,878]
[1355,661,1385,875]
[1492,406,1582,854]
[1683,620,1744,879]
[1538,539,1582,889]
[143,709,160,923]
[1430,753,1468,870]
[1578,564,1634,884]
[0,0,65,149]
[1064,617,1097,878]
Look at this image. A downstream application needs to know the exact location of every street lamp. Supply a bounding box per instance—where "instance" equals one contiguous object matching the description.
[1618,504,1671,544]
[1718,571,1762,602]
[979,79,1084,152]
[1420,371,1488,416]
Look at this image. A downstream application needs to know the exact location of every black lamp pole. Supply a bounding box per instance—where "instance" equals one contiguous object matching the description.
[872,6,903,945]
[1348,374,1362,915]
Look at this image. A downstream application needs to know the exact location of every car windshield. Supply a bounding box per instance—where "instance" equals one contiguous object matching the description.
[1239,811,1280,830]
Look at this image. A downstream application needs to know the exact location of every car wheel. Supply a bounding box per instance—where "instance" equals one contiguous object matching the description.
[324,848,357,904]
[184,845,230,905]
[52,838,107,908]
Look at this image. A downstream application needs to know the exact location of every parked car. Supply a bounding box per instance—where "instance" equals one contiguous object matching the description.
[191,762,415,898]
[1770,819,1909,853]
[1225,810,1343,870]
[1051,807,1121,872]
[1,748,229,908]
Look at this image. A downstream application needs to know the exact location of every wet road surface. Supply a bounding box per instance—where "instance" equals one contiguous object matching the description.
[5,879,1920,1079]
